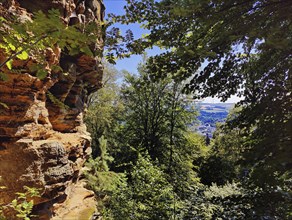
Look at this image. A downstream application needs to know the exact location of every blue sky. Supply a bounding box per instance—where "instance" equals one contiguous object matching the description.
[104,0,150,74]
[103,1,241,103]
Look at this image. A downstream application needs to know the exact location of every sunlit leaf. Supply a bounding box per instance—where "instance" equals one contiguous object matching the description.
[8,43,16,51]
[6,60,12,70]
[16,51,29,60]
[0,102,9,109]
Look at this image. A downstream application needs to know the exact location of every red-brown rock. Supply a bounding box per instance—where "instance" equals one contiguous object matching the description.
[0,0,105,219]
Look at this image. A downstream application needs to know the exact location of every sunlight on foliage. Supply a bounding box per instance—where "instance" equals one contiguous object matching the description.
[0,9,102,79]
[0,181,40,220]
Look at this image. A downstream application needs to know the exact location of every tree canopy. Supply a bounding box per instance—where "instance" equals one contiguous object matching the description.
[110,0,292,188]
[117,0,291,98]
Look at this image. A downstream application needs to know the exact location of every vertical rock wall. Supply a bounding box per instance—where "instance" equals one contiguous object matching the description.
[0,0,104,219]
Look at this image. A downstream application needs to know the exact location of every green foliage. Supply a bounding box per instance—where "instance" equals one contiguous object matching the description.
[114,0,292,190]
[115,62,196,166]
[35,69,48,80]
[85,136,125,195]
[46,91,69,111]
[107,62,202,204]
[198,155,236,186]
[85,136,126,215]
[85,62,123,158]
[81,2,292,217]
[86,69,290,218]
[0,72,8,81]
[84,60,209,219]
[194,118,242,186]
[0,186,40,220]
[0,9,102,79]
[105,2,292,217]
[11,187,39,220]
[199,107,292,218]
[193,182,250,220]
[118,0,291,96]
[16,51,29,60]
[105,155,181,220]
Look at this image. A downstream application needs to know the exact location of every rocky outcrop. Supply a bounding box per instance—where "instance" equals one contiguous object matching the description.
[0,0,104,219]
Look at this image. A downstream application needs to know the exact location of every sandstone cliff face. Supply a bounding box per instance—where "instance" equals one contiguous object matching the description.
[0,0,104,219]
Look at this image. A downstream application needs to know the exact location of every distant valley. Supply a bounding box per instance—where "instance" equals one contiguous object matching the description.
[195,103,234,137]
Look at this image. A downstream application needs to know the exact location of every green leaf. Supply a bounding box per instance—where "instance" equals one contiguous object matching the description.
[46,91,69,110]
[0,72,8,81]
[15,192,26,199]
[0,43,7,49]
[80,46,93,56]
[28,64,40,72]
[6,60,12,70]
[51,65,63,72]
[16,51,29,60]
[0,102,9,109]
[68,47,80,56]
[8,43,16,51]
[36,69,48,80]
[11,199,17,207]
[0,16,6,22]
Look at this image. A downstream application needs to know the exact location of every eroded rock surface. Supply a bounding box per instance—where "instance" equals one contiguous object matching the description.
[0,0,104,219]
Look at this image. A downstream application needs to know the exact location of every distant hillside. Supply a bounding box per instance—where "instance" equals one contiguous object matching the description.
[195,103,234,137]
[199,103,234,112]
